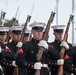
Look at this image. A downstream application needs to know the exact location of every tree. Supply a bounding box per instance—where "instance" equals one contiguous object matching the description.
[4,18,20,27]
[4,19,13,27]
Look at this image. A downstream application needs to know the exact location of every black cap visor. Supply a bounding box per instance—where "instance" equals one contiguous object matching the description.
[32,27,44,31]
[12,30,22,34]
[54,29,64,33]
[0,31,8,35]
[24,33,30,37]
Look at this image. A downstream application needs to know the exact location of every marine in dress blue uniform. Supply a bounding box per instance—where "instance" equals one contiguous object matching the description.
[16,22,60,75]
[0,26,9,75]
[64,46,76,75]
[23,28,31,43]
[48,25,73,75]
[1,26,23,75]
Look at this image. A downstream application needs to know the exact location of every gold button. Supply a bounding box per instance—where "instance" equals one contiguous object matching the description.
[31,65,33,67]
[4,58,6,60]
[25,63,27,65]
[28,64,30,66]
[10,64,12,66]
[49,62,51,64]
[55,63,57,64]
[31,51,33,53]
[52,46,53,48]
[9,50,11,52]
[7,63,8,65]
[72,68,73,70]
[2,49,4,51]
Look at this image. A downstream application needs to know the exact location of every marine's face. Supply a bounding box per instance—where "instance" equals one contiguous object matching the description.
[11,33,22,42]
[23,36,29,43]
[0,34,7,42]
[53,31,63,41]
[32,29,43,40]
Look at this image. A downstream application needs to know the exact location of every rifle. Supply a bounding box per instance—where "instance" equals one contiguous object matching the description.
[0,11,6,26]
[13,15,31,75]
[5,6,19,43]
[0,19,2,26]
[34,11,55,75]
[1,11,6,20]
[57,15,74,75]
[29,31,32,41]
[5,17,18,43]
[20,15,31,42]
[5,29,12,43]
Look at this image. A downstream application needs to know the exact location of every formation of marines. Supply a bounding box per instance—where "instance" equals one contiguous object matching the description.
[0,9,76,75]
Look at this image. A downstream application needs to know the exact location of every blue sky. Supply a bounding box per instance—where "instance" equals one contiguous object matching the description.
[0,0,76,44]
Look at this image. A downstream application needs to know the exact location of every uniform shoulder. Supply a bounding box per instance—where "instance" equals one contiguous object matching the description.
[69,46,76,52]
[48,41,54,45]
[48,40,55,44]
[23,41,31,45]
[68,43,73,47]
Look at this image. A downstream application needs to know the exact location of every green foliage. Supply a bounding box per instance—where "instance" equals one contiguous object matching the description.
[4,19,20,27]
[4,19,13,27]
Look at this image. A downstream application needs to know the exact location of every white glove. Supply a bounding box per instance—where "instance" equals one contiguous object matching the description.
[34,62,42,70]
[12,61,17,67]
[0,65,2,70]
[16,42,23,48]
[60,41,69,50]
[57,59,64,65]
[0,46,2,53]
[38,40,48,49]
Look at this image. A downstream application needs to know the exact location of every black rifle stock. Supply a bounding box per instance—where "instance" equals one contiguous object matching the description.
[57,15,74,75]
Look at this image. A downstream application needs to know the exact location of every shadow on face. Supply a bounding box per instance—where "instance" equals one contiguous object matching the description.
[53,31,63,41]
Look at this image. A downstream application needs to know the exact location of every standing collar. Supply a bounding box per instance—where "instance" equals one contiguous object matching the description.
[11,40,17,44]
[54,39,61,43]
[31,38,40,43]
